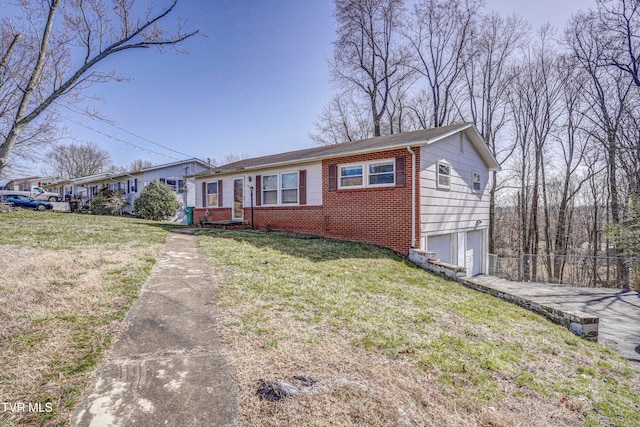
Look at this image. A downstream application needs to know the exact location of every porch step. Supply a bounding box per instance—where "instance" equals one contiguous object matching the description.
[202,220,249,230]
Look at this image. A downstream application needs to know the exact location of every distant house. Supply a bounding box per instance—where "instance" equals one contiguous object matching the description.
[43,159,211,223]
[191,123,500,276]
[6,176,60,191]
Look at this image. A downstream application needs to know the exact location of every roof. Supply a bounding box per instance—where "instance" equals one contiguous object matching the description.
[191,123,500,178]
[139,158,209,173]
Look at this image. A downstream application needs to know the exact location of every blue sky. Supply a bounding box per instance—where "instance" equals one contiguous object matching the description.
[47,0,591,171]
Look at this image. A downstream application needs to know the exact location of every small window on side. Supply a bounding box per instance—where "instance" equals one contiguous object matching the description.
[472,173,481,193]
[437,162,451,189]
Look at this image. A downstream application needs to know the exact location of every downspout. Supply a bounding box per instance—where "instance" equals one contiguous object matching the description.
[407,146,416,249]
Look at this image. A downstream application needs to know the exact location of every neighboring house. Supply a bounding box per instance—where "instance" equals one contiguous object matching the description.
[43,159,211,223]
[6,176,60,191]
[190,123,500,276]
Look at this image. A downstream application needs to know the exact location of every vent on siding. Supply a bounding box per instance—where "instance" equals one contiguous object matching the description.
[459,132,464,155]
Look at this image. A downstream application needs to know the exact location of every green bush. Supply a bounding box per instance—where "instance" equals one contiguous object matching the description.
[133,182,180,221]
[89,196,111,215]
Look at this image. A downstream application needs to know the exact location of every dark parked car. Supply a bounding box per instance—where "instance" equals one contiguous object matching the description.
[1,194,53,211]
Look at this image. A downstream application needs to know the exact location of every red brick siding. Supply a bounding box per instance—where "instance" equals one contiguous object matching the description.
[193,207,232,225]
[321,148,419,254]
[194,148,420,254]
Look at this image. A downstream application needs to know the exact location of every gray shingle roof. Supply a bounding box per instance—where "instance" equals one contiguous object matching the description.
[194,123,498,177]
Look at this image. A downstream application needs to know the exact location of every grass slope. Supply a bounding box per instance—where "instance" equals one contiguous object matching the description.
[0,211,174,426]
[198,229,640,427]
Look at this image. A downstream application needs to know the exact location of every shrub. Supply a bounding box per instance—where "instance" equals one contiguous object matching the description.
[105,191,128,216]
[89,196,111,215]
[133,182,180,221]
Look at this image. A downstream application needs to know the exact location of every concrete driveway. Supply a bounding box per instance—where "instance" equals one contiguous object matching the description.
[464,276,640,366]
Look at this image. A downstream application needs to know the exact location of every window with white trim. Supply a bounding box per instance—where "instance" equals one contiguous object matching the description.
[338,159,395,189]
[206,182,218,206]
[262,174,278,205]
[472,172,481,192]
[368,160,395,185]
[281,172,298,204]
[339,164,364,188]
[437,162,451,189]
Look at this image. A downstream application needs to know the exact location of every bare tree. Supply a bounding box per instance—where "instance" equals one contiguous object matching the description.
[508,27,564,280]
[405,0,482,127]
[330,0,409,137]
[128,159,154,172]
[0,0,197,174]
[462,12,528,253]
[310,95,373,145]
[567,10,635,287]
[45,142,112,178]
[592,0,640,87]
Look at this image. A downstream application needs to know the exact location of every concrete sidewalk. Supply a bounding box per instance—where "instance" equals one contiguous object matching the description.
[465,275,640,367]
[72,230,238,426]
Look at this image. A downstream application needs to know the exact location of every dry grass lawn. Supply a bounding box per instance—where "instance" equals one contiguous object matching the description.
[0,211,172,426]
[198,229,640,427]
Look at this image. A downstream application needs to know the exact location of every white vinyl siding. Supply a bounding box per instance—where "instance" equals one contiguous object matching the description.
[195,161,323,209]
[420,133,491,238]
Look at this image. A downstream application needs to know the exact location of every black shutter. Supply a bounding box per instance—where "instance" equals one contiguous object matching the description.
[202,182,207,207]
[396,156,406,187]
[328,164,337,191]
[299,170,307,205]
[255,175,262,206]
[217,180,223,207]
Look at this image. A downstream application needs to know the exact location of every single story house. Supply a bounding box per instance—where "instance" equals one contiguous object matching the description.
[190,123,500,276]
[6,176,60,191]
[44,159,211,223]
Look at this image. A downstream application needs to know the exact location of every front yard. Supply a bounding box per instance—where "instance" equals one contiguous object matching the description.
[0,211,174,426]
[197,229,640,427]
[1,213,639,426]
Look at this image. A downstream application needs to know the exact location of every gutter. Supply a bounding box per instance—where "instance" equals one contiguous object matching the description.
[407,146,416,249]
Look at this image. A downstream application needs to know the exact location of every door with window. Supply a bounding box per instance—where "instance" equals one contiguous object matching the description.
[233,178,244,220]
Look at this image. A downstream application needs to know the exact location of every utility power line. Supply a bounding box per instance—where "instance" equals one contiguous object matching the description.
[55,100,201,160]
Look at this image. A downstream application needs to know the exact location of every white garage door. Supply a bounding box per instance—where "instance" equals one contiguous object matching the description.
[427,234,454,264]
[466,230,483,276]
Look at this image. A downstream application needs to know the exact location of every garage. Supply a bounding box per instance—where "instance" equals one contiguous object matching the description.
[427,233,455,264]
[466,230,483,276]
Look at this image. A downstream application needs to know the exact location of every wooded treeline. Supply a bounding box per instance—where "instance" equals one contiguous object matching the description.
[314,0,640,288]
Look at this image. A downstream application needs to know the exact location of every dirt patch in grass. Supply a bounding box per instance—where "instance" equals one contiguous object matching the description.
[198,229,640,427]
[0,211,171,426]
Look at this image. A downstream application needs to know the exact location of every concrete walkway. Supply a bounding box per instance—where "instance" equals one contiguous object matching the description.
[71,230,238,426]
[465,275,640,366]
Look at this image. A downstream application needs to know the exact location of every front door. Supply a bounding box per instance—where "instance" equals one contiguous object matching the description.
[233,178,244,220]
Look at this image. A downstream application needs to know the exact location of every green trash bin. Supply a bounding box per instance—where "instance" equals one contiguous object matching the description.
[186,206,194,226]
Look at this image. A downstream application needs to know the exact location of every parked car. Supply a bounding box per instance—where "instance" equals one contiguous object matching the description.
[1,194,53,211]
[0,186,61,201]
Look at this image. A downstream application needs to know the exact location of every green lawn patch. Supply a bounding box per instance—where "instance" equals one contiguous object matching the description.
[198,229,640,427]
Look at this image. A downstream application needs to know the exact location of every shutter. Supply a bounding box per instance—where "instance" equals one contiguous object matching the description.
[217,180,223,207]
[202,182,207,207]
[395,156,406,187]
[328,164,337,191]
[255,175,262,206]
[299,170,307,205]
